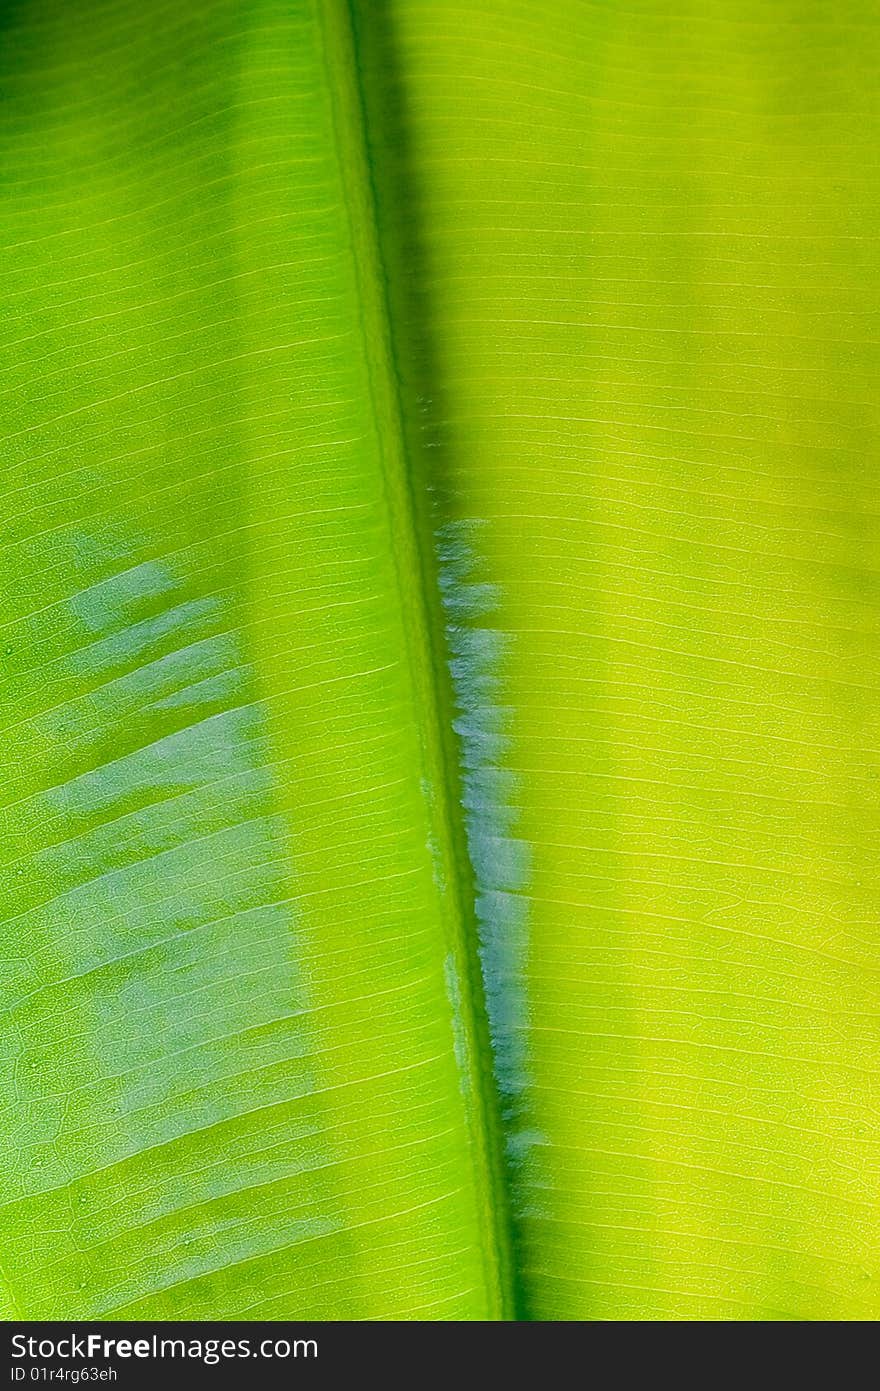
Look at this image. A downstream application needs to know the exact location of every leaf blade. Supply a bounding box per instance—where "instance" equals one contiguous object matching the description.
[0,0,502,1320]
[364,0,880,1320]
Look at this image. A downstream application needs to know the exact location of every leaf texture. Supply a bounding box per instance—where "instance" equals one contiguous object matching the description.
[1,0,879,1322]
[0,0,507,1320]
[358,0,880,1320]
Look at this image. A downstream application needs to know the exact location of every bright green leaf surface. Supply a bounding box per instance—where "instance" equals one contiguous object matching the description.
[0,0,506,1321]
[1,0,878,1321]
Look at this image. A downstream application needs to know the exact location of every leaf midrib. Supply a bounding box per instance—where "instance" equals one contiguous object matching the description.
[316,0,516,1319]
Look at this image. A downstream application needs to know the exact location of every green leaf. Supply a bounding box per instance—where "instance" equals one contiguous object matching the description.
[2,0,878,1322]
[0,0,509,1321]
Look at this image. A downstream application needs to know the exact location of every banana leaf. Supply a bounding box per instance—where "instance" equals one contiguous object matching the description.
[1,0,877,1321]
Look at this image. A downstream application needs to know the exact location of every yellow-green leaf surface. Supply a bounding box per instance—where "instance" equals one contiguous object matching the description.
[360,0,880,1320]
[2,0,879,1321]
